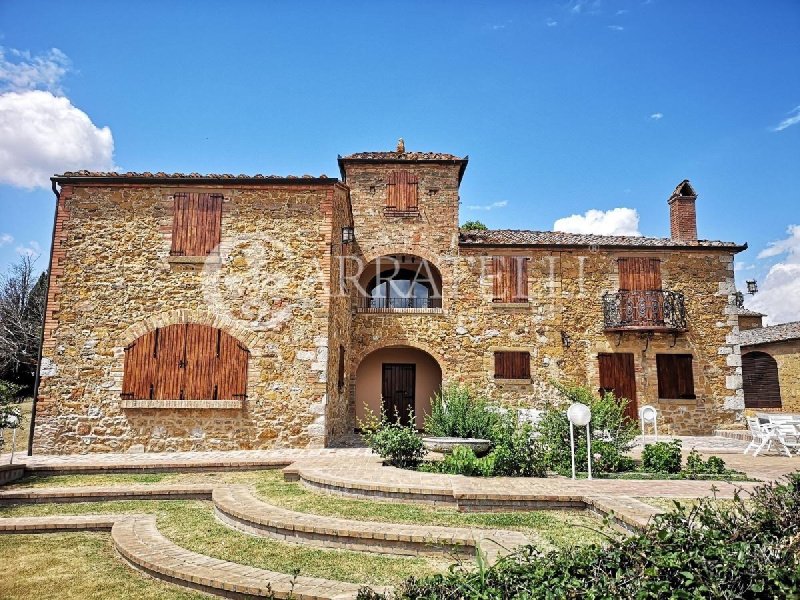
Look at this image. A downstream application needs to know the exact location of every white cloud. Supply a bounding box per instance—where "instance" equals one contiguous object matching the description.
[0,47,70,94]
[0,90,115,189]
[650,112,663,120]
[553,208,642,236]
[16,240,42,257]
[466,200,508,211]
[546,18,558,27]
[772,106,800,132]
[0,233,13,247]
[734,261,754,272]
[608,25,624,31]
[747,225,800,324]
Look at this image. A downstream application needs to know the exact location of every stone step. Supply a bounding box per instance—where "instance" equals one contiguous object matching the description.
[0,483,213,504]
[213,485,528,562]
[0,513,379,599]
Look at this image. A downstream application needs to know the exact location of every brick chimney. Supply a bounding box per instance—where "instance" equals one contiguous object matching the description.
[668,180,698,241]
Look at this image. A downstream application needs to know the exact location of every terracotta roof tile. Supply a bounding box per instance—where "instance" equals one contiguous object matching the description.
[736,308,765,317]
[55,171,330,180]
[339,151,465,161]
[458,229,745,250]
[738,321,800,346]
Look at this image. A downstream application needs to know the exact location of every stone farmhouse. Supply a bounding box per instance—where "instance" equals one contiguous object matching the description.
[737,315,800,414]
[30,145,748,453]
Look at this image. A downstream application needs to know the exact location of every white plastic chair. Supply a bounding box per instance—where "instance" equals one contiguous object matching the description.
[768,415,800,455]
[639,405,658,441]
[744,417,791,457]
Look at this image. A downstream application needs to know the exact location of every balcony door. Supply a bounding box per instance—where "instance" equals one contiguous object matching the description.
[382,364,416,426]
[598,353,638,421]
[618,258,663,327]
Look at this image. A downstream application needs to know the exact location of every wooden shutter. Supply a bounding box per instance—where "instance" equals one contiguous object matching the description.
[386,171,419,213]
[618,257,661,291]
[171,193,223,256]
[598,353,638,421]
[656,354,696,399]
[494,351,530,379]
[121,324,248,401]
[742,352,782,408]
[491,256,528,303]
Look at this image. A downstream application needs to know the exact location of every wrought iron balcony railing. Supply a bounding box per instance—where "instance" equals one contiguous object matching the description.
[602,290,687,332]
[357,296,442,313]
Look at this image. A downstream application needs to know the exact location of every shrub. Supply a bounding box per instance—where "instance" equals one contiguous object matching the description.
[360,409,424,469]
[685,449,728,477]
[360,473,800,598]
[536,383,638,474]
[423,384,500,440]
[641,439,683,474]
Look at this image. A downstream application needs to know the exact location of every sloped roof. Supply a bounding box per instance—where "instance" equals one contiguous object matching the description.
[52,171,335,184]
[738,321,800,347]
[736,308,766,317]
[339,151,465,161]
[458,229,746,251]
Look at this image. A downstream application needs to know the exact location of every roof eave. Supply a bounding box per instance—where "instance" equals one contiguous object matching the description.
[51,175,340,186]
[458,241,748,253]
[337,155,470,183]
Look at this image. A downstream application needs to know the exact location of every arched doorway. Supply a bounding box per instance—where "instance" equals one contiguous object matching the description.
[355,346,443,429]
[742,351,782,409]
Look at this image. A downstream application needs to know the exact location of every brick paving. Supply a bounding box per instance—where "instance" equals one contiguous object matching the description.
[0,483,213,504]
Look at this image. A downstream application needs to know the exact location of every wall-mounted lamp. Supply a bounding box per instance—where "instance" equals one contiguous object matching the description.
[341,226,355,245]
[746,279,758,295]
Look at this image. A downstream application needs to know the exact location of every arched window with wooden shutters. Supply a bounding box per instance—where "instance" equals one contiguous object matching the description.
[385,170,419,215]
[742,351,782,409]
[121,324,248,401]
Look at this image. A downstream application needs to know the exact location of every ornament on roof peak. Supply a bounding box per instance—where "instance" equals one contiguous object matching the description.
[396,138,405,153]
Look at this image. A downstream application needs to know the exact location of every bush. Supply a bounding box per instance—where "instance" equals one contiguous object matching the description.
[536,383,638,474]
[685,449,727,477]
[360,473,800,599]
[360,410,424,469]
[423,384,500,440]
[642,439,683,474]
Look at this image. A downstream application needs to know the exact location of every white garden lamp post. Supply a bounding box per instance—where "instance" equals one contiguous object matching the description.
[6,414,19,465]
[567,402,592,480]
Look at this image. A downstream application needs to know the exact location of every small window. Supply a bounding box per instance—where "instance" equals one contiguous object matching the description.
[171,193,223,256]
[494,351,531,380]
[385,170,418,214]
[492,256,528,303]
[656,354,695,399]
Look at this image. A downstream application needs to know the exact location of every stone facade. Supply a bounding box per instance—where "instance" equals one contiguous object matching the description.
[741,339,800,414]
[33,150,747,453]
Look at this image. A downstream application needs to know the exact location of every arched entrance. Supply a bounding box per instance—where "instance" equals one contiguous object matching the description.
[355,346,443,429]
[742,351,782,409]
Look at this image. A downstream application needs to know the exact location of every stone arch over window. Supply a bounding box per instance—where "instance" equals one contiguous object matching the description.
[742,351,782,409]
[122,323,249,401]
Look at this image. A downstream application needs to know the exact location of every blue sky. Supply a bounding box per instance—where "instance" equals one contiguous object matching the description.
[1,0,798,322]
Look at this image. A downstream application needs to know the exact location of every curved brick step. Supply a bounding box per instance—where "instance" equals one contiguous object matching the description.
[0,514,380,599]
[213,485,528,562]
[113,515,372,599]
[0,484,213,505]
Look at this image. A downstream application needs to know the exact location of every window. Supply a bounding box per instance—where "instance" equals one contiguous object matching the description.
[122,324,248,401]
[618,257,662,291]
[656,354,695,399]
[494,351,531,380]
[742,352,782,408]
[385,170,418,214]
[617,257,663,326]
[171,193,223,256]
[491,256,528,303]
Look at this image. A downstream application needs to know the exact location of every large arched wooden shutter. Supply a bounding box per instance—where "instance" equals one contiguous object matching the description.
[122,324,248,401]
[742,351,781,408]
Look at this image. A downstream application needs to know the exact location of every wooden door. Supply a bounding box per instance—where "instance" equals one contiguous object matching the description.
[618,258,663,326]
[382,364,416,426]
[598,353,638,421]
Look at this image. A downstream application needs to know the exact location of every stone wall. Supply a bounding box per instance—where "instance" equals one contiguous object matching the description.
[34,181,344,453]
[742,339,800,414]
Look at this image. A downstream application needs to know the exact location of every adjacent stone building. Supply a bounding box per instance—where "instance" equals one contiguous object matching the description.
[738,320,800,414]
[31,146,748,453]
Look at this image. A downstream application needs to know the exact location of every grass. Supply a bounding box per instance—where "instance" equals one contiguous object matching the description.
[1,398,32,454]
[0,499,440,586]
[636,497,741,511]
[8,470,612,549]
[0,532,207,600]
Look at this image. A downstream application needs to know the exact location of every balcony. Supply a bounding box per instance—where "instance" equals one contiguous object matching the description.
[357,296,443,314]
[602,290,687,332]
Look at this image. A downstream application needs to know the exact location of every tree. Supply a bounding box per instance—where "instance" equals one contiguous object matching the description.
[460,220,488,230]
[0,255,47,389]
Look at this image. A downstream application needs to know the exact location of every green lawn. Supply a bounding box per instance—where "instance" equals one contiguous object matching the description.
[9,470,612,549]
